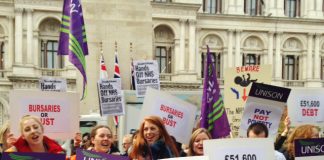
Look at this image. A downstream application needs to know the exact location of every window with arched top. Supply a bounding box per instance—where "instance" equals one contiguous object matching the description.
[282,38,302,80]
[154,25,174,73]
[244,0,264,16]
[39,18,64,69]
[242,36,264,66]
[203,0,222,14]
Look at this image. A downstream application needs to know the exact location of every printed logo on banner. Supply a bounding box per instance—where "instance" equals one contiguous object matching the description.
[295,138,324,158]
[76,148,129,160]
[39,77,67,92]
[1,152,66,160]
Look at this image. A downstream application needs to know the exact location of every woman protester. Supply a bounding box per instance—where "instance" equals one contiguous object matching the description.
[70,125,118,160]
[129,116,179,160]
[0,122,17,159]
[5,115,64,153]
[186,128,211,156]
[281,124,319,160]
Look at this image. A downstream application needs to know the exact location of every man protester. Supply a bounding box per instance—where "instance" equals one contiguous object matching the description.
[121,134,133,156]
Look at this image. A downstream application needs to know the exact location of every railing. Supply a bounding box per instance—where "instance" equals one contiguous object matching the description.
[282,80,305,87]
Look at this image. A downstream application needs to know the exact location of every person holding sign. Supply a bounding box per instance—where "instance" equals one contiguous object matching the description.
[70,125,118,160]
[281,124,319,160]
[186,128,211,156]
[5,115,64,153]
[129,116,179,160]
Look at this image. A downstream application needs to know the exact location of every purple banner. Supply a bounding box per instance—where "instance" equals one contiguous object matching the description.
[1,152,65,160]
[76,149,129,160]
[295,138,324,157]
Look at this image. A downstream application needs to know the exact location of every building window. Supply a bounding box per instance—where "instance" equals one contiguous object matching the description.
[40,40,64,69]
[321,57,324,80]
[244,0,263,16]
[283,55,299,80]
[284,0,300,17]
[201,52,221,78]
[203,0,222,14]
[0,42,4,70]
[242,54,260,66]
[155,46,171,73]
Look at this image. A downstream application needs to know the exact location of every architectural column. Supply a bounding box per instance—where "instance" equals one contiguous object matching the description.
[179,19,186,72]
[267,31,274,65]
[15,8,23,64]
[314,33,321,80]
[33,31,39,67]
[227,29,233,68]
[26,9,33,65]
[276,0,285,17]
[306,33,314,80]
[235,29,241,67]
[274,32,282,80]
[6,16,14,69]
[174,39,180,73]
[188,19,196,72]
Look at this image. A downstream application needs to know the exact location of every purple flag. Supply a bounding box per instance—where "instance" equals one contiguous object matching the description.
[58,0,88,100]
[200,46,231,138]
[76,148,129,160]
[1,152,65,160]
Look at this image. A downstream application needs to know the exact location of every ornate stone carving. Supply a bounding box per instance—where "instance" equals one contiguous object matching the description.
[203,35,223,48]
[283,38,301,50]
[0,26,4,35]
[154,26,174,42]
[39,18,60,34]
[244,36,263,49]
[15,0,61,7]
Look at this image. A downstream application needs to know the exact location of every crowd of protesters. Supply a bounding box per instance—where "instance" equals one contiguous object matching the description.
[0,114,322,160]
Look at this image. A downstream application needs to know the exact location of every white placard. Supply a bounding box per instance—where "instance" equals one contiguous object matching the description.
[288,89,324,126]
[97,78,125,116]
[39,77,67,92]
[162,156,209,160]
[141,88,196,144]
[134,60,160,97]
[9,90,79,140]
[204,138,275,160]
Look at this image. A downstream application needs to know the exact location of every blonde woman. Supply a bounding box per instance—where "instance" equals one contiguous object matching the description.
[187,128,211,156]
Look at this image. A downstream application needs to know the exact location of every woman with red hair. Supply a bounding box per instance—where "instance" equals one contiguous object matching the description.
[129,116,179,160]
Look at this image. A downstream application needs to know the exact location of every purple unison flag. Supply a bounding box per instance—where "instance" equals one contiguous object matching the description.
[1,152,65,160]
[76,148,129,160]
[58,0,88,100]
[200,46,231,138]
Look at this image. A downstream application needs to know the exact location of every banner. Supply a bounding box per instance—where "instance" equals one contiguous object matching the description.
[295,138,324,160]
[141,88,196,144]
[162,156,209,160]
[134,60,160,97]
[224,65,272,137]
[288,89,324,126]
[97,78,125,116]
[9,90,79,139]
[238,83,291,137]
[204,138,275,160]
[1,152,65,160]
[39,77,67,92]
[76,148,129,160]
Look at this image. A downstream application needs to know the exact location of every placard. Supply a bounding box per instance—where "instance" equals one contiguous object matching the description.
[295,138,324,160]
[238,83,291,137]
[204,138,275,160]
[9,90,79,140]
[1,152,66,160]
[134,60,160,97]
[39,77,67,92]
[141,88,196,144]
[162,156,209,160]
[288,89,324,126]
[97,78,125,116]
[76,148,129,160]
[224,65,272,137]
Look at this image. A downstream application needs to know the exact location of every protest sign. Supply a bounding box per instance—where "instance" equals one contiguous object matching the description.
[97,78,125,116]
[1,152,65,160]
[204,138,275,160]
[239,83,291,137]
[295,138,324,160]
[141,88,196,144]
[224,65,272,137]
[288,89,324,126]
[9,90,79,139]
[162,156,209,160]
[134,60,160,97]
[39,77,67,92]
[76,148,129,160]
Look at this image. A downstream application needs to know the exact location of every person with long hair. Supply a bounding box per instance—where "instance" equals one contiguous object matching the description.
[282,124,319,160]
[129,116,179,160]
[5,115,64,153]
[0,122,17,159]
[186,128,211,156]
[70,125,118,160]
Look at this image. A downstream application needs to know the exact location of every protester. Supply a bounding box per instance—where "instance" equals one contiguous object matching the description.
[5,115,64,153]
[281,124,319,160]
[186,128,211,156]
[247,122,286,160]
[129,116,179,160]
[81,132,91,149]
[0,122,17,159]
[121,134,133,156]
[70,125,118,160]
[275,116,291,150]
